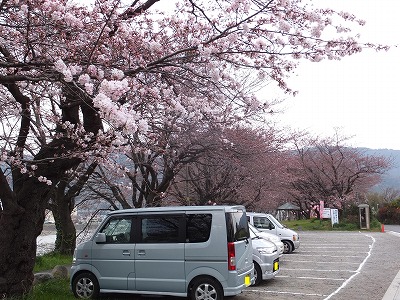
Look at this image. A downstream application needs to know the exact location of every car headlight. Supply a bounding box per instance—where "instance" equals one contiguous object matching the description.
[293,235,298,241]
[257,246,276,254]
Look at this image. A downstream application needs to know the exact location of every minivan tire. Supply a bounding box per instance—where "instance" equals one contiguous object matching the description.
[283,240,293,254]
[253,262,262,286]
[189,277,224,300]
[72,272,100,299]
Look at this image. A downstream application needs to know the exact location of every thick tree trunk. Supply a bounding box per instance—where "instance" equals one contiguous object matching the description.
[52,163,98,254]
[0,81,101,298]
[53,198,76,255]
[0,140,81,297]
[51,178,76,255]
[0,178,48,297]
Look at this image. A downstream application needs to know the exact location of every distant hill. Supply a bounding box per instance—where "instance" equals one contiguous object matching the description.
[361,148,400,192]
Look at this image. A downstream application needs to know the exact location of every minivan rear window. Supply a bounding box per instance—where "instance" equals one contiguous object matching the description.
[186,214,212,243]
[225,211,249,242]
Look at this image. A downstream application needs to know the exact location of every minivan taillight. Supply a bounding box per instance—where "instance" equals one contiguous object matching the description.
[227,242,236,270]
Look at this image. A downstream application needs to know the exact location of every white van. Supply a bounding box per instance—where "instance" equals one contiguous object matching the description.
[70,205,254,299]
[247,212,300,254]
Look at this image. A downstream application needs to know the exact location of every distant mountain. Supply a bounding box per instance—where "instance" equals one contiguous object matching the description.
[361,148,400,192]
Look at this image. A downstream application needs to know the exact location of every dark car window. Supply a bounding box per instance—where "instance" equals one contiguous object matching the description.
[100,217,132,243]
[226,211,250,242]
[140,216,182,243]
[186,214,212,243]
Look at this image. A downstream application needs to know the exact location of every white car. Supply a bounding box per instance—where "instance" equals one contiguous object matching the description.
[247,212,300,254]
[250,227,280,285]
[249,222,284,257]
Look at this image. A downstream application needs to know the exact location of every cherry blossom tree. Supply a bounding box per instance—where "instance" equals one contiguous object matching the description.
[288,135,391,218]
[171,126,297,210]
[83,123,216,209]
[0,0,387,297]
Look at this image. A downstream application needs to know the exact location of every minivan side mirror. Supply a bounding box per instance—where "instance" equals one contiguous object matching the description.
[95,232,106,244]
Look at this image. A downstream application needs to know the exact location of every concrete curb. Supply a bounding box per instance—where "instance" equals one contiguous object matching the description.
[382,268,400,299]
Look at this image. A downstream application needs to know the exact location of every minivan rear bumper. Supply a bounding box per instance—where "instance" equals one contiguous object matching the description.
[224,266,254,296]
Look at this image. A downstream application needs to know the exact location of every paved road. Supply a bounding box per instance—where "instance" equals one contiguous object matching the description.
[384,224,400,234]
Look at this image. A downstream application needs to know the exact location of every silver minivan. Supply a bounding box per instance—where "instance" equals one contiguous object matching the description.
[70,205,254,299]
[247,212,300,254]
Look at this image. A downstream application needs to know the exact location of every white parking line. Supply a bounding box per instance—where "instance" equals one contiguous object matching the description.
[301,245,367,248]
[299,250,368,254]
[282,268,356,273]
[323,233,375,300]
[289,254,366,258]
[276,275,345,281]
[245,288,328,297]
[283,259,361,264]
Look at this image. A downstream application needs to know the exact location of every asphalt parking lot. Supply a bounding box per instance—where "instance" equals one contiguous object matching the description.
[238,230,400,300]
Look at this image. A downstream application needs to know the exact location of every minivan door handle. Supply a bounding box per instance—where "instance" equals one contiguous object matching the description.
[122,250,131,256]
[137,249,146,256]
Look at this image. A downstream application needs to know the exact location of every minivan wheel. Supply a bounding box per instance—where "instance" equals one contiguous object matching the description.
[283,240,293,254]
[190,277,223,300]
[72,272,100,299]
[253,263,262,286]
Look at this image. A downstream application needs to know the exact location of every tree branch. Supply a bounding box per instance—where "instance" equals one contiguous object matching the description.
[120,0,161,20]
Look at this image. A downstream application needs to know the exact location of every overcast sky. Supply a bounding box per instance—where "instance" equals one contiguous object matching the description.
[271,0,400,150]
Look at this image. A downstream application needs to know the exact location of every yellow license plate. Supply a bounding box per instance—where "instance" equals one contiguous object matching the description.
[273,261,279,271]
[244,274,251,286]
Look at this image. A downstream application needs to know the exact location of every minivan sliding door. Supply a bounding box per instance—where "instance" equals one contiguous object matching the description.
[135,214,185,293]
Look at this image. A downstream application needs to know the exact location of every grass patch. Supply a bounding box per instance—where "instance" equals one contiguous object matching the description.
[28,253,140,299]
[281,218,382,231]
[27,279,136,300]
[27,278,75,300]
[34,252,73,273]
[282,218,333,230]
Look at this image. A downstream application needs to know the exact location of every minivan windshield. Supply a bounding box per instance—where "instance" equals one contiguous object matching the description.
[226,211,250,242]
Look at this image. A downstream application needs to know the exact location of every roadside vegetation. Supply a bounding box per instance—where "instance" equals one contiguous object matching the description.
[34,252,73,273]
[24,279,73,300]
[376,198,400,225]
[14,253,75,300]
[282,217,382,231]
